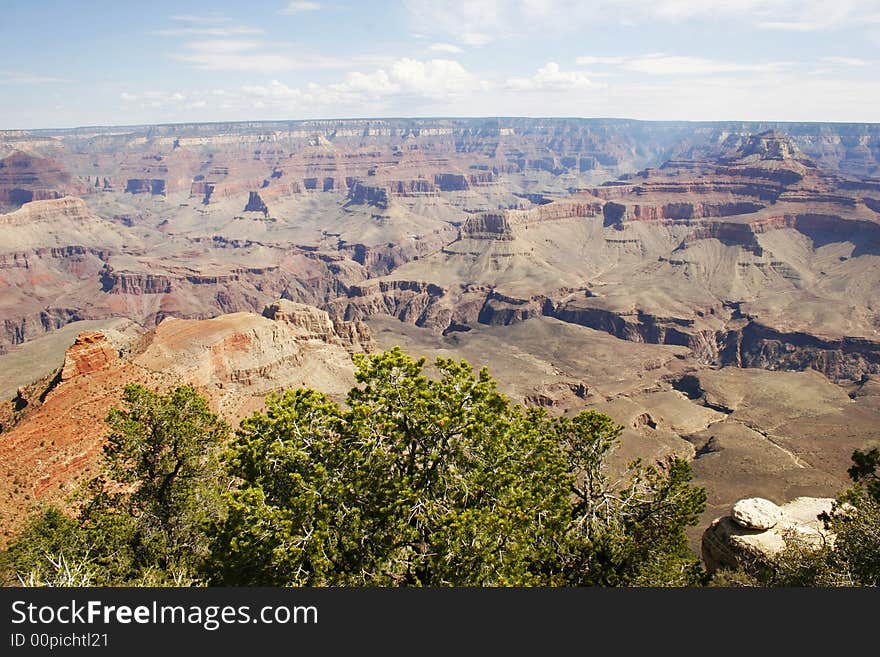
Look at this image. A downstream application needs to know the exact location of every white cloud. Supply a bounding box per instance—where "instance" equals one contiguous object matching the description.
[757,21,827,31]
[461,32,493,46]
[640,0,880,30]
[575,54,788,76]
[405,0,506,45]
[116,89,194,110]
[391,58,482,98]
[280,1,321,14]
[158,15,347,72]
[185,39,263,54]
[822,56,870,66]
[505,62,596,92]
[321,58,481,103]
[173,39,344,72]
[235,58,484,113]
[576,56,628,65]
[242,79,301,98]
[645,0,768,20]
[623,54,786,75]
[0,71,69,84]
[170,14,231,24]
[154,26,265,37]
[429,42,464,54]
[405,0,880,43]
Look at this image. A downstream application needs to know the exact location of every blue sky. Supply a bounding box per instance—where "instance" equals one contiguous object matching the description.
[1,0,879,128]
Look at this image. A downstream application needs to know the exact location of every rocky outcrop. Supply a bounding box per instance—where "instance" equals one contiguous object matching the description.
[602,203,878,256]
[388,179,437,196]
[332,319,373,352]
[337,223,458,277]
[603,201,626,227]
[618,201,765,222]
[677,220,765,255]
[434,173,469,191]
[477,291,554,325]
[100,264,285,297]
[134,310,366,391]
[262,299,372,353]
[345,178,439,204]
[0,151,85,207]
[346,181,389,208]
[101,268,173,294]
[461,200,603,239]
[0,188,60,206]
[597,179,785,202]
[60,332,118,380]
[1,307,82,350]
[461,213,514,240]
[788,213,880,251]
[548,300,880,382]
[734,130,801,162]
[0,244,108,268]
[125,179,166,196]
[702,496,834,573]
[135,308,367,394]
[719,321,880,382]
[509,200,603,224]
[0,196,95,226]
[262,299,337,336]
[189,181,214,204]
[244,191,269,214]
[331,280,449,329]
[551,304,701,349]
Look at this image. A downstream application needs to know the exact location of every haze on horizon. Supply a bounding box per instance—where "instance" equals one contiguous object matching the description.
[1,0,879,129]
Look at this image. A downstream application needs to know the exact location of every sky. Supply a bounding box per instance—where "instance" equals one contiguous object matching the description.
[1,0,879,128]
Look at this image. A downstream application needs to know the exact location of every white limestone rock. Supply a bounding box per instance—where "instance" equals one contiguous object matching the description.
[731,497,782,530]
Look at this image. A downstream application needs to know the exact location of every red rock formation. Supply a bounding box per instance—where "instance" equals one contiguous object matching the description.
[509,199,604,224]
[60,332,117,380]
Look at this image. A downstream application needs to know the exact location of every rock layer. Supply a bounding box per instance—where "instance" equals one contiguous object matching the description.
[60,332,118,380]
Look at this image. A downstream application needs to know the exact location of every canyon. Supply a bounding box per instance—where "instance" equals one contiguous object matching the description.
[1,118,879,544]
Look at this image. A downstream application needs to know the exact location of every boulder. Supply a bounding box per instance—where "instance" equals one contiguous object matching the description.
[731,497,781,530]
